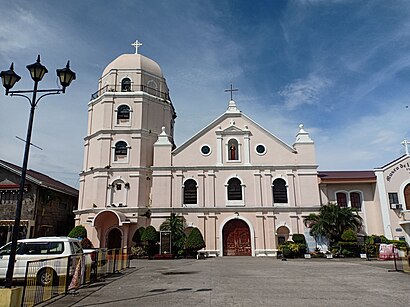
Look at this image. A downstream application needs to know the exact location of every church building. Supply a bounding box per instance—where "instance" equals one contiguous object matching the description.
[75,42,410,255]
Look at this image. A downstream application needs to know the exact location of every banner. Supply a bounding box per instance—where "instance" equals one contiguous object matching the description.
[378,244,399,260]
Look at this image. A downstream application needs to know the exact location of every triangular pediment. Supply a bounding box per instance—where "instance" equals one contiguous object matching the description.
[376,154,409,171]
[221,125,246,134]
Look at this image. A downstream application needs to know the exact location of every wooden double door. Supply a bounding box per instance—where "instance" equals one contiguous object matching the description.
[223,219,251,256]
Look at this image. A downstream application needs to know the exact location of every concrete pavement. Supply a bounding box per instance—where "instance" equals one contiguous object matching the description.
[42,257,410,307]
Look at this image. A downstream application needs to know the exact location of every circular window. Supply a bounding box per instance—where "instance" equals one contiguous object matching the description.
[256,144,266,155]
[201,145,211,156]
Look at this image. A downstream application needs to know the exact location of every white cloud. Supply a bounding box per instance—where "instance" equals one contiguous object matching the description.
[316,101,410,170]
[278,74,331,110]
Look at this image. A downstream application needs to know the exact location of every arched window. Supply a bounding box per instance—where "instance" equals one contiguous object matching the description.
[227,178,242,200]
[228,139,239,161]
[350,192,361,210]
[273,178,288,203]
[276,226,290,246]
[183,179,197,205]
[121,78,131,92]
[114,141,128,160]
[117,105,130,123]
[336,192,348,208]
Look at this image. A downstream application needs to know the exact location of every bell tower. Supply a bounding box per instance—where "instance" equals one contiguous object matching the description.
[78,41,176,223]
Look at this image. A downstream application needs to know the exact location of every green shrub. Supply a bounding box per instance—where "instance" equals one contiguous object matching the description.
[292,234,306,244]
[279,241,306,258]
[141,225,158,243]
[338,242,360,257]
[341,229,357,242]
[282,246,293,258]
[185,228,205,256]
[364,235,389,257]
[130,246,147,259]
[132,227,146,246]
[388,240,409,251]
[141,225,159,258]
[68,225,87,239]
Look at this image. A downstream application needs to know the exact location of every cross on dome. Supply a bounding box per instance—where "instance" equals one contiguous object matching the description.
[131,39,143,54]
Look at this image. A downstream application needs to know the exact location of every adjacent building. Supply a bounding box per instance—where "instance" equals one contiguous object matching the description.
[0,160,78,247]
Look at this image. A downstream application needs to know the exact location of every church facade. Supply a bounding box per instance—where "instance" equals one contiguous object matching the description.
[75,47,410,255]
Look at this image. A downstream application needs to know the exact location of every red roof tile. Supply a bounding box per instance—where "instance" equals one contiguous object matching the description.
[318,170,376,182]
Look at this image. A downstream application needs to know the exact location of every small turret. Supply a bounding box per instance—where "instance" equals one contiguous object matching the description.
[293,124,316,164]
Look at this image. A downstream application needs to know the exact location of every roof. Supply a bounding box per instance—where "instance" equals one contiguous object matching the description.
[102,53,163,77]
[318,170,376,183]
[376,154,408,170]
[0,159,78,197]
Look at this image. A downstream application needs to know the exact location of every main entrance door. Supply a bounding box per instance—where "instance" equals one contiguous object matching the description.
[223,219,251,256]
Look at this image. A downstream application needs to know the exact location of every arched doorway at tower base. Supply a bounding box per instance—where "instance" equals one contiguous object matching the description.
[107,227,122,249]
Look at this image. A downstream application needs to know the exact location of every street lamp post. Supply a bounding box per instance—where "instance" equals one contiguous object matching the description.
[0,55,76,288]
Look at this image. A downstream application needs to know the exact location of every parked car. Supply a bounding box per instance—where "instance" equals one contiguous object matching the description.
[0,237,92,286]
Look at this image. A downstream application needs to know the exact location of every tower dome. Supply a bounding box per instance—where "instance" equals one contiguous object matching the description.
[102,53,163,77]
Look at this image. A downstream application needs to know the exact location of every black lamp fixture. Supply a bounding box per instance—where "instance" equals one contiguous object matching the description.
[26,55,48,82]
[1,55,75,288]
[0,63,21,94]
[57,60,76,92]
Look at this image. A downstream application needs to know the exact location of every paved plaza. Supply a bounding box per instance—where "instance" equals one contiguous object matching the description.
[43,257,409,307]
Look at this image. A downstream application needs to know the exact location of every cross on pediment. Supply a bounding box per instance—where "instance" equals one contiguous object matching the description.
[225,83,238,100]
[131,39,143,54]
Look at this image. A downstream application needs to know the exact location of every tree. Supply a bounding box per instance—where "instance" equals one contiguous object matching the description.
[304,203,363,246]
[141,225,159,257]
[185,227,205,257]
[68,225,87,239]
[160,213,186,255]
[132,227,146,246]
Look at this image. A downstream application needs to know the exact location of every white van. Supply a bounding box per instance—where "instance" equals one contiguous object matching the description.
[0,237,91,286]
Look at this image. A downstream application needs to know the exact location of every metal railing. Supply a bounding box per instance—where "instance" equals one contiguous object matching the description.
[21,248,130,307]
[90,84,170,101]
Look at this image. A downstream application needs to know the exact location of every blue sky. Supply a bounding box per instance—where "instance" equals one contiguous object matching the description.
[1,0,410,188]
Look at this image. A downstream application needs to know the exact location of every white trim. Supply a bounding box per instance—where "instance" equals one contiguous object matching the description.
[108,177,129,207]
[182,178,198,207]
[225,175,245,206]
[219,215,255,257]
[120,76,132,92]
[399,179,410,210]
[92,210,127,227]
[334,190,364,211]
[375,170,393,239]
[226,138,241,162]
[272,177,289,206]
[255,144,267,156]
[114,103,133,127]
[275,224,292,234]
[200,144,212,156]
[112,139,130,164]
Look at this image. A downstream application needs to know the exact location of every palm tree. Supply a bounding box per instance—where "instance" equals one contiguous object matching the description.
[304,203,363,246]
[160,213,186,255]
